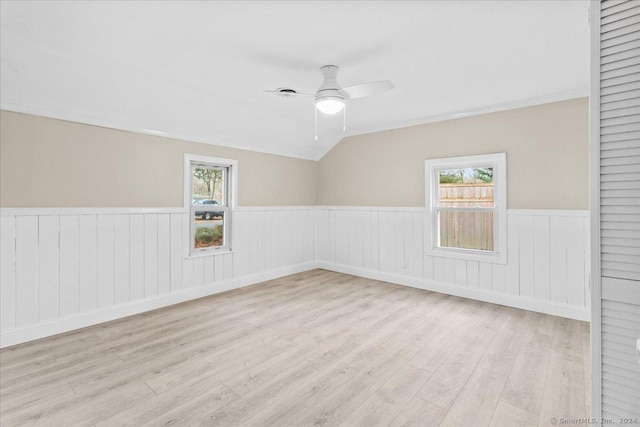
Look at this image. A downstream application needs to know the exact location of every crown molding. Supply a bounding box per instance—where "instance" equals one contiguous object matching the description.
[0,101,317,161]
[2,88,588,163]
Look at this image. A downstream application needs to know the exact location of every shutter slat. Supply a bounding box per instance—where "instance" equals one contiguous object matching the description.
[602,352,640,371]
[603,322,640,339]
[602,378,640,396]
[600,205,640,214]
[602,329,640,342]
[601,37,640,56]
[601,21,640,42]
[602,365,640,386]
[602,244,640,256]
[601,88,640,103]
[600,128,640,141]
[603,269,640,280]
[602,224,640,235]
[601,188,640,198]
[601,147,640,157]
[601,220,640,230]
[603,384,640,403]
[600,171,640,181]
[601,228,640,238]
[601,54,640,72]
[601,164,640,174]
[603,334,640,349]
[601,212,640,222]
[601,29,640,49]
[602,377,640,397]
[602,140,640,150]
[601,81,640,99]
[602,235,640,247]
[602,404,639,420]
[602,5,640,25]
[602,69,640,88]
[600,112,640,125]
[602,253,640,266]
[602,391,640,415]
[601,46,640,64]
[603,409,639,421]
[600,127,640,138]
[600,104,640,119]
[602,0,639,17]
[600,155,640,166]
[603,298,640,313]
[601,192,640,204]
[600,94,640,110]
[602,301,640,332]
[603,346,640,365]
[602,14,640,33]
[603,366,640,385]
[602,0,631,9]
[602,342,640,360]
[600,178,640,189]
[602,380,640,398]
[602,328,638,341]
[602,260,640,273]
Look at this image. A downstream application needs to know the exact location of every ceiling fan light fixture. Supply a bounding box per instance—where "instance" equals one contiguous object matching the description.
[315,97,345,115]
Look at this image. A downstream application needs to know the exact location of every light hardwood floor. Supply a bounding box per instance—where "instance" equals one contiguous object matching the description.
[0,270,590,426]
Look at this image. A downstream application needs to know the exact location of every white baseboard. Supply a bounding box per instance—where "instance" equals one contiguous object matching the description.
[316,261,590,322]
[0,261,316,348]
[1,259,589,348]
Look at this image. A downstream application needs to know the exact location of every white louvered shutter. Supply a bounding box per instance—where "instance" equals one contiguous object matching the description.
[595,0,640,421]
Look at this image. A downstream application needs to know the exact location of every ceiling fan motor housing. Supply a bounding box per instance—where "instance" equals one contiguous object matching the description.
[316,65,347,102]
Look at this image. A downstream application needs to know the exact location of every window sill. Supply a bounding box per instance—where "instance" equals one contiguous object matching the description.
[185,250,235,260]
[425,247,507,265]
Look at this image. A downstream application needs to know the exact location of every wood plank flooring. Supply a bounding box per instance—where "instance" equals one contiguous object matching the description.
[0,270,590,426]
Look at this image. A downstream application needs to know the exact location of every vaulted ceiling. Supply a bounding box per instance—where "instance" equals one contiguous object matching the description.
[0,1,589,160]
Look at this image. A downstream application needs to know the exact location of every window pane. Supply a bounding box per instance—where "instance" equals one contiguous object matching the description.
[439,210,494,251]
[194,211,225,249]
[438,168,493,207]
[192,166,225,206]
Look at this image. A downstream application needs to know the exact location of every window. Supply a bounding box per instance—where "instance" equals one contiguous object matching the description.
[425,153,507,264]
[184,154,237,256]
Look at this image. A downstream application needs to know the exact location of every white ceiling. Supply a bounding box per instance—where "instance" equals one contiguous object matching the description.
[0,1,590,160]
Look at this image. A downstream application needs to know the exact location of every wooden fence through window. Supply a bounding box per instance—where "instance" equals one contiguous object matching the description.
[438,183,494,251]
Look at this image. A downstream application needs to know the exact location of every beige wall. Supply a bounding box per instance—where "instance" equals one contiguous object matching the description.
[1,98,588,209]
[0,111,318,207]
[317,98,589,209]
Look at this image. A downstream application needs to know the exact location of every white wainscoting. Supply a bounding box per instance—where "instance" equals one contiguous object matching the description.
[0,207,315,347]
[313,207,590,321]
[0,206,590,348]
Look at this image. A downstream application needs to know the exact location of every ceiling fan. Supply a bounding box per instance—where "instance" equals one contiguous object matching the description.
[265,65,394,139]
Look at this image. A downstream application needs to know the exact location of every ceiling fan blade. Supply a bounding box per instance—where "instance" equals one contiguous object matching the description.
[263,89,314,98]
[343,80,395,99]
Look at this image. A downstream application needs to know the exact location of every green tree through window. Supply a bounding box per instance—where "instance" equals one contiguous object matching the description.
[193,167,223,200]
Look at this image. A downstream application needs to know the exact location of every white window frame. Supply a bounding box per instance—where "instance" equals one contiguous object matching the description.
[184,154,238,258]
[425,153,507,264]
